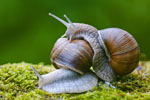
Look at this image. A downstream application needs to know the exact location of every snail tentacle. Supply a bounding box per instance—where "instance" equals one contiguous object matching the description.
[49,13,69,27]
[105,81,116,89]
[64,14,75,27]
[31,65,43,79]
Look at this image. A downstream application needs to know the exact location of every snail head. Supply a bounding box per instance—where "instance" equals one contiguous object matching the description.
[49,13,95,42]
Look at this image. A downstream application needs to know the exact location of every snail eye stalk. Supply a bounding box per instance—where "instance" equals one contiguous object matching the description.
[49,13,69,27]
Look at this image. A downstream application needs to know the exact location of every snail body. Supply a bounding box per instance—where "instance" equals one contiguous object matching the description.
[31,13,140,94]
[31,66,98,93]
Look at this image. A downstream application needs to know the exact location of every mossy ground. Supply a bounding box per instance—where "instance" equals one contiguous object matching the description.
[0,62,150,100]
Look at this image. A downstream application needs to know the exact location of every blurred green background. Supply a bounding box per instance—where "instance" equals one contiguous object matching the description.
[0,0,149,65]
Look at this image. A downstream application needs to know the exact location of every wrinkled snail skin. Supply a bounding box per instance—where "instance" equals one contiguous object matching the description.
[68,23,116,82]
[31,66,98,93]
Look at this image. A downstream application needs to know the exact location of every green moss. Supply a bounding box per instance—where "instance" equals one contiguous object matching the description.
[0,62,150,100]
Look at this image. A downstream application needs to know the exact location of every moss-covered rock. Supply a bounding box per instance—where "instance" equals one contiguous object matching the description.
[0,62,150,100]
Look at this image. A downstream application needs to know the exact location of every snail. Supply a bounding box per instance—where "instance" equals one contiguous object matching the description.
[31,13,140,94]
[49,13,140,81]
[31,38,98,93]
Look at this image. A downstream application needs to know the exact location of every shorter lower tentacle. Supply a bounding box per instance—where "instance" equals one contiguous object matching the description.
[105,81,116,89]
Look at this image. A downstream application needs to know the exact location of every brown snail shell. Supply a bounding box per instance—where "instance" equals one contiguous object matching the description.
[100,28,140,75]
[51,38,94,74]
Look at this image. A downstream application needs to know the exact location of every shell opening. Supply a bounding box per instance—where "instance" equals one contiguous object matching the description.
[53,60,84,74]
